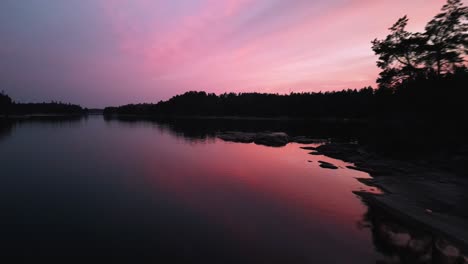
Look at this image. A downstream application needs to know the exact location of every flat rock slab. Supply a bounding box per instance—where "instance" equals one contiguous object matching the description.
[318,142,468,253]
[360,193,468,254]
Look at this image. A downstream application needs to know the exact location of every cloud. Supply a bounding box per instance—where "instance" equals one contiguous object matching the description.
[0,0,458,107]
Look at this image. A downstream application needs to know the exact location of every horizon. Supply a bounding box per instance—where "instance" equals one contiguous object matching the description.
[0,0,462,108]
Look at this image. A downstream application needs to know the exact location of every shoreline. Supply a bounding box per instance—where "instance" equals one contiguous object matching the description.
[103,113,370,122]
[1,113,87,120]
[315,142,468,254]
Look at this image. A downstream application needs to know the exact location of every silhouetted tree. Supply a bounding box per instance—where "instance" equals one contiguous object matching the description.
[422,0,468,76]
[373,0,468,88]
[372,16,426,89]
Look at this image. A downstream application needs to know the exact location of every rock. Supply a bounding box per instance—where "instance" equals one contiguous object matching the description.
[318,160,338,170]
[433,239,461,264]
[291,136,326,144]
[346,165,375,174]
[379,224,411,248]
[218,131,289,147]
[315,143,367,163]
[320,164,338,169]
[346,165,360,171]
[217,132,256,143]
[408,236,432,253]
[318,141,468,254]
[253,132,289,147]
[389,232,412,248]
[300,146,317,150]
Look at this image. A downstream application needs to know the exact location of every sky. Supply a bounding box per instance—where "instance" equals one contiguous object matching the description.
[0,0,461,108]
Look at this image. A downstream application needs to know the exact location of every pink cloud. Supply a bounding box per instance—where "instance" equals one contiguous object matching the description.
[2,0,462,106]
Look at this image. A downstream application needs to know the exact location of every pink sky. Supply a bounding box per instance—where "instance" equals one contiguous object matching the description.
[0,0,461,107]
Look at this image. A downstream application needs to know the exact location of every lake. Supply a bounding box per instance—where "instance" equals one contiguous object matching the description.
[0,116,429,263]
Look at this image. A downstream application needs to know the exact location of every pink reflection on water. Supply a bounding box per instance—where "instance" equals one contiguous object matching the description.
[126,130,379,258]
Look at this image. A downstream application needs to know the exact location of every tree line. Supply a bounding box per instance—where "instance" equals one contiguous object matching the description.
[104,88,377,118]
[0,91,84,116]
[104,0,467,120]
[103,67,467,119]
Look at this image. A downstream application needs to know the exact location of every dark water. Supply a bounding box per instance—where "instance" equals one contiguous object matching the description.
[0,116,453,263]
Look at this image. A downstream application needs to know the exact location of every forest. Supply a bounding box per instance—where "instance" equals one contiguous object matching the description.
[103,69,467,120]
[0,91,84,116]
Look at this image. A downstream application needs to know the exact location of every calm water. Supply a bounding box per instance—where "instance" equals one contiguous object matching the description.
[0,116,425,262]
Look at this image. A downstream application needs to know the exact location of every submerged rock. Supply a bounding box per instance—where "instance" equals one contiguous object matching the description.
[408,236,432,254]
[434,239,463,264]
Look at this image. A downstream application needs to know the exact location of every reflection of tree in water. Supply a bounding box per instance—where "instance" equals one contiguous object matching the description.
[0,120,14,142]
[103,115,362,142]
[360,203,467,264]
[1,116,85,142]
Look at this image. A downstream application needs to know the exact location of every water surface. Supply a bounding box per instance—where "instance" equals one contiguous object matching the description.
[0,116,391,262]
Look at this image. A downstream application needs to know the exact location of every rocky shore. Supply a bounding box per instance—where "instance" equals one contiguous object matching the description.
[313,142,468,261]
[217,131,326,147]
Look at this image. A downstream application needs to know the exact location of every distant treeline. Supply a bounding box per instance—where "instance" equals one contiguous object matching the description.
[0,92,12,114]
[105,0,468,120]
[0,91,84,116]
[104,69,468,120]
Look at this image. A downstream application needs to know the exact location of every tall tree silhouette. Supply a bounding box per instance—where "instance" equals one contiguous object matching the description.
[373,0,468,88]
[372,16,425,88]
[422,0,468,76]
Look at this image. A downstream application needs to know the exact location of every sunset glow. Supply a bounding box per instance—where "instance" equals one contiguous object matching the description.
[0,0,457,107]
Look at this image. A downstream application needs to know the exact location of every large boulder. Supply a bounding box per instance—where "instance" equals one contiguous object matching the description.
[254,132,289,147]
[218,131,290,147]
